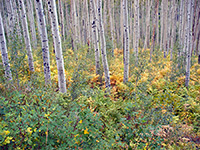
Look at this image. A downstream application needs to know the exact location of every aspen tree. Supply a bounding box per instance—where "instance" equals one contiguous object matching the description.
[193,5,200,56]
[156,0,159,44]
[77,0,82,44]
[129,2,133,49]
[170,0,176,60]
[64,2,70,37]
[108,0,114,56]
[5,0,15,36]
[144,0,150,50]
[35,0,51,85]
[84,0,91,48]
[71,0,78,50]
[58,0,65,40]
[120,1,123,48]
[97,0,111,90]
[163,0,168,58]
[48,0,66,93]
[150,0,159,62]
[90,0,100,75]
[103,0,107,34]
[189,0,194,55]
[166,0,171,56]
[27,0,37,49]
[18,0,34,72]
[192,1,199,55]
[183,0,188,55]
[12,0,22,40]
[160,0,163,50]
[0,13,12,81]
[123,0,129,83]
[179,0,183,48]
[134,0,139,64]
[185,0,192,88]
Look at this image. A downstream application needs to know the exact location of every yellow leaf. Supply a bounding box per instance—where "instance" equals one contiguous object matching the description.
[79,120,82,124]
[84,128,89,134]
[27,127,32,134]
[4,130,10,135]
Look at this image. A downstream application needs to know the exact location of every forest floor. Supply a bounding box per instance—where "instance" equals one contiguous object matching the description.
[0,46,200,149]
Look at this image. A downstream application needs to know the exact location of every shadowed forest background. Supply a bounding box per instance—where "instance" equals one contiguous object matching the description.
[0,0,200,149]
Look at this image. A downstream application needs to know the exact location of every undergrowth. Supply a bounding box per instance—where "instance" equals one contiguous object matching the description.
[0,44,200,149]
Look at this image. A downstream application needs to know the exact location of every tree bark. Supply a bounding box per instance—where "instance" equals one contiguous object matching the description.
[19,0,35,72]
[0,13,12,81]
[134,0,139,64]
[97,0,111,90]
[48,0,66,93]
[150,0,159,62]
[35,0,51,85]
[185,0,192,88]
[27,0,37,49]
[123,0,129,83]
[90,0,100,75]
[144,0,150,50]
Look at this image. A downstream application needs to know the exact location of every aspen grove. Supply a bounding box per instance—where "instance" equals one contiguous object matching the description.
[0,0,200,149]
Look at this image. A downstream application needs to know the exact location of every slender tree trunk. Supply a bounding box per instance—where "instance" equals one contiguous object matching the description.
[163,0,168,58]
[0,13,12,81]
[123,0,129,83]
[160,0,163,50]
[185,0,192,88]
[27,0,37,49]
[166,0,171,56]
[108,0,114,57]
[144,0,150,50]
[72,0,78,50]
[198,30,200,64]
[48,0,66,93]
[90,0,100,75]
[97,0,111,90]
[103,0,107,35]
[150,0,159,62]
[156,0,159,45]
[194,6,200,55]
[170,0,176,60]
[12,0,22,40]
[5,0,15,37]
[120,1,123,49]
[134,0,139,64]
[35,0,51,85]
[19,0,34,72]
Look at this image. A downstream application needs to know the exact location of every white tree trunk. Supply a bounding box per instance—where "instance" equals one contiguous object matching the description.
[58,0,65,40]
[144,0,150,50]
[27,0,37,49]
[0,13,12,81]
[150,0,159,62]
[19,0,34,72]
[160,0,164,50]
[97,0,111,90]
[185,0,192,88]
[48,0,66,93]
[90,0,100,75]
[123,0,129,83]
[163,0,168,58]
[12,0,22,41]
[108,0,114,56]
[35,0,51,85]
[5,0,15,37]
[134,0,139,64]
[170,0,176,60]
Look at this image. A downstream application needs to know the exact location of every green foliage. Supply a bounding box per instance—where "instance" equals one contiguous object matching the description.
[0,88,106,149]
